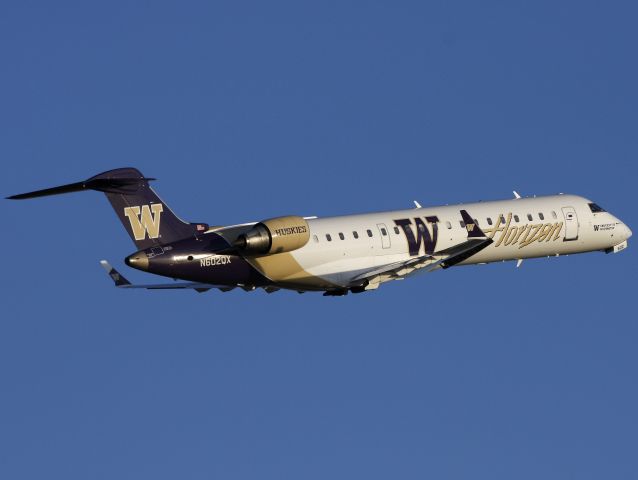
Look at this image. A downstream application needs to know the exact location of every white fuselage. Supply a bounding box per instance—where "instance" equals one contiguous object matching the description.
[280,194,631,288]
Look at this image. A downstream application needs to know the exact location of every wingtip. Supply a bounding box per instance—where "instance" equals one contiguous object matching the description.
[99,259,131,286]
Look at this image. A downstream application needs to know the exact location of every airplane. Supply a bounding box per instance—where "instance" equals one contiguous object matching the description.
[7,167,632,296]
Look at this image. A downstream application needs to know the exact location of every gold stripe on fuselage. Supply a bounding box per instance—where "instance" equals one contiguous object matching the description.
[246,253,338,290]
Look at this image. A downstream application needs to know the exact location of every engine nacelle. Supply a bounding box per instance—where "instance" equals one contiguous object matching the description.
[234,216,310,255]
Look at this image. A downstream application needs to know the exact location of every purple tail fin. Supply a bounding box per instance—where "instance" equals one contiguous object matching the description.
[7,167,208,250]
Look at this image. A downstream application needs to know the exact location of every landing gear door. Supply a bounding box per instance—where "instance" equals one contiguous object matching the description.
[562,206,579,241]
[377,223,391,249]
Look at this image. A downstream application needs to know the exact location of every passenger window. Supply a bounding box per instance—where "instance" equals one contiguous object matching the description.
[313,235,318,243]
[499,215,506,224]
[527,213,533,221]
[381,228,387,236]
[460,221,465,228]
[394,226,400,234]
[538,212,544,220]
[474,218,479,226]
[367,229,373,237]
[513,215,519,222]
[338,232,345,240]
[487,217,493,226]
[326,234,332,241]
[353,231,359,239]
[418,223,425,232]
[551,211,557,219]
[446,221,452,229]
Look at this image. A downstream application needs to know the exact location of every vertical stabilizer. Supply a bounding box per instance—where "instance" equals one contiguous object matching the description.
[7,167,208,250]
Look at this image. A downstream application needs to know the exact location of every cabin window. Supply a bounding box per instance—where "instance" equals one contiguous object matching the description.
[326,234,332,241]
[418,223,425,232]
[394,226,400,234]
[527,213,533,221]
[551,211,557,219]
[313,235,319,243]
[381,228,387,236]
[589,203,606,213]
[474,218,479,226]
[367,229,373,237]
[446,221,452,229]
[460,221,465,228]
[513,215,520,223]
[338,232,345,240]
[353,231,359,239]
[538,212,545,220]
[486,217,493,226]
[499,215,506,224]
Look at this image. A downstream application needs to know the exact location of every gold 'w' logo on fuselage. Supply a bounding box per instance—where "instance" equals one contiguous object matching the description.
[123,204,163,240]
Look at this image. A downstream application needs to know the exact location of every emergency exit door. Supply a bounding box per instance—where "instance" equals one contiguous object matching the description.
[377,223,391,249]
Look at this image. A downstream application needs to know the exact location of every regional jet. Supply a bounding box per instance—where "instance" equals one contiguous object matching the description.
[7,168,632,295]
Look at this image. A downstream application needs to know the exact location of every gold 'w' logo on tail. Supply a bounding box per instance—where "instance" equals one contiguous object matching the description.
[466,223,475,232]
[123,204,163,240]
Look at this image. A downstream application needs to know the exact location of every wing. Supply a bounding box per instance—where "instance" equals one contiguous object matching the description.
[435,209,494,269]
[350,209,493,290]
[99,260,244,293]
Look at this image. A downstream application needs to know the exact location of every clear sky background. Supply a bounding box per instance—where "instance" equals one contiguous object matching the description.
[1,1,637,479]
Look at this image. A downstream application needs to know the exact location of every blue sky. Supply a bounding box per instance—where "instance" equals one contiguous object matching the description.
[1,1,637,479]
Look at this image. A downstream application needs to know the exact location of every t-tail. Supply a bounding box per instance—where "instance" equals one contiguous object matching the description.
[7,167,208,249]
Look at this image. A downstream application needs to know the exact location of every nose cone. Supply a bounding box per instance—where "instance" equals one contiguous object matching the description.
[624,224,633,240]
[125,252,149,271]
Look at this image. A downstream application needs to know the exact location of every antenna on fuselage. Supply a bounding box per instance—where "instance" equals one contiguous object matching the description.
[413,200,422,208]
[513,191,521,199]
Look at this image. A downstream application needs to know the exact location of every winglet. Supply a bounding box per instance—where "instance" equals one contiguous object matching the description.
[100,260,131,287]
[460,210,487,238]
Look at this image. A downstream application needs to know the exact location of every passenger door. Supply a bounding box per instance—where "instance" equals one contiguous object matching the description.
[562,206,579,241]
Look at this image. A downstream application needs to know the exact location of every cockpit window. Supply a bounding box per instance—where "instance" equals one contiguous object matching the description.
[589,203,606,213]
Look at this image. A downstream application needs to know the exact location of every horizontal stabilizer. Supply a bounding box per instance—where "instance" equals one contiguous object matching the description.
[100,260,220,293]
[7,174,156,200]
